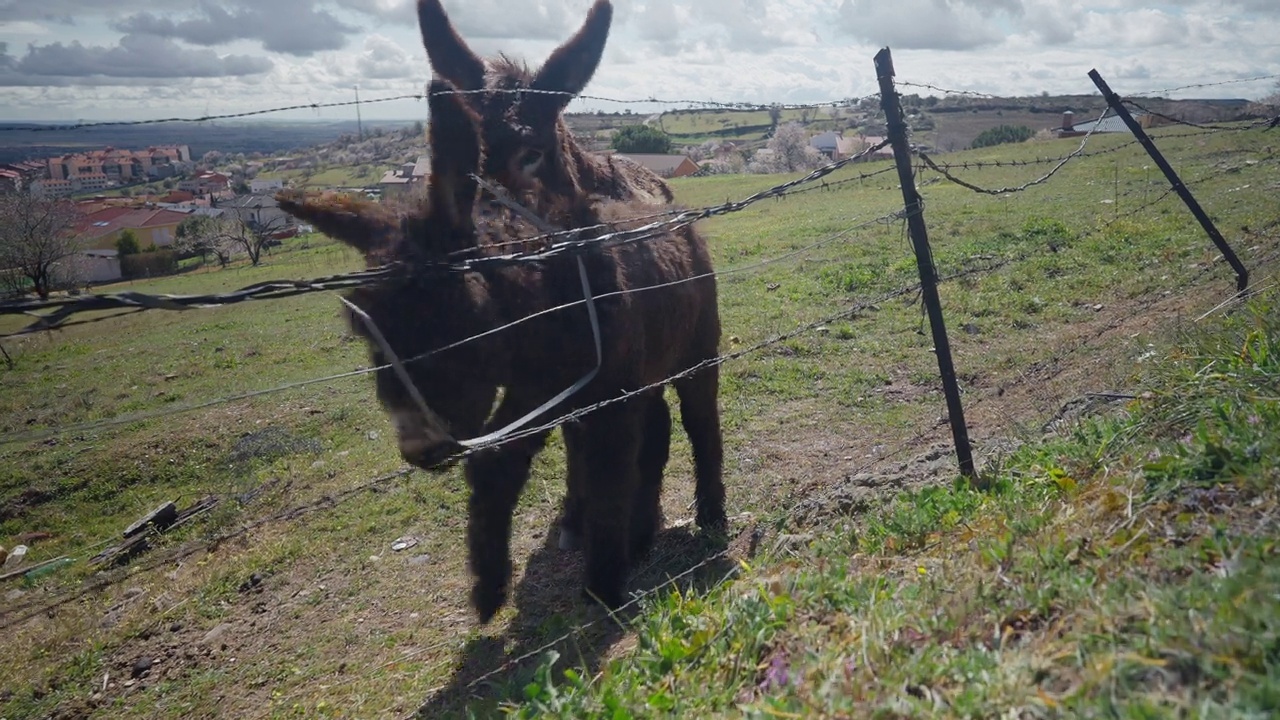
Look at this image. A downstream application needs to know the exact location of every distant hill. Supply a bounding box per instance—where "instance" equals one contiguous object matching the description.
[0,119,417,166]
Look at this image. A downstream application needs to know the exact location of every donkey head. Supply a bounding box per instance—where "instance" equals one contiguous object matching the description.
[416,0,612,199]
[277,80,500,470]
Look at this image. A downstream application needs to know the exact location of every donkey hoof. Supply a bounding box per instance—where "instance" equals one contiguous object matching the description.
[697,508,729,533]
[558,527,582,551]
[472,582,508,624]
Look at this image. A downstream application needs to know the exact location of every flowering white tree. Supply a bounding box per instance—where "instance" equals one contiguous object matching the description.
[748,122,825,174]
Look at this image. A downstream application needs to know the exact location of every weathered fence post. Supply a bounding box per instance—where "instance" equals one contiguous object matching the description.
[874,47,977,482]
[1088,69,1249,292]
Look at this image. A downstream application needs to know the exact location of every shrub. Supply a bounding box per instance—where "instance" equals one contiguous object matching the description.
[971,124,1034,149]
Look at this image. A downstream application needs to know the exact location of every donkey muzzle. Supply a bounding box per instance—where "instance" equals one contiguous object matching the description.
[391,410,464,472]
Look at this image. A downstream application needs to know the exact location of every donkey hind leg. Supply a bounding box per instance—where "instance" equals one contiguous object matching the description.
[630,391,671,559]
[465,422,552,624]
[674,366,727,532]
[557,425,588,552]
[578,404,645,609]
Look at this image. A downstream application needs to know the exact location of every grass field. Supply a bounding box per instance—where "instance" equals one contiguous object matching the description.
[1,122,1277,719]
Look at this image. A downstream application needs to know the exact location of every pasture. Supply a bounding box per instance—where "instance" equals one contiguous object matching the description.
[2,123,1278,718]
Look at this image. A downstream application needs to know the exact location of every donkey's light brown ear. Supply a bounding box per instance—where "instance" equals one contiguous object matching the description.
[275,190,399,257]
[528,0,612,114]
[426,79,481,234]
[417,0,486,91]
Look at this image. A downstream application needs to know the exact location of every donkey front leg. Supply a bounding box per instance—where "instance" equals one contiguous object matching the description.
[464,402,552,623]
[578,404,645,609]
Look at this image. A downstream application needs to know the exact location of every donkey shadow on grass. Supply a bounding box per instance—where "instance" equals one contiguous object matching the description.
[413,524,736,719]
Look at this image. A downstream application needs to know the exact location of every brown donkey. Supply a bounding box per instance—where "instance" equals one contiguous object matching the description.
[415,0,674,215]
[418,0,675,550]
[277,82,725,623]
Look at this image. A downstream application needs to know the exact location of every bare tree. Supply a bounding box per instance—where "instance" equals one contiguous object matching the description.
[0,191,83,299]
[218,214,289,266]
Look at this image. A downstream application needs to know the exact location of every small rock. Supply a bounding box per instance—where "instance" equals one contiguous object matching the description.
[131,657,153,679]
[390,536,419,552]
[310,460,326,470]
[367,431,380,441]
[963,323,980,335]
[1092,304,1104,311]
[200,623,233,645]
[238,573,265,593]
[3,545,27,568]
[170,622,183,633]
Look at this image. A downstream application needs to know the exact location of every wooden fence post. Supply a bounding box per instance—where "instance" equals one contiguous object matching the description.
[1088,69,1249,292]
[874,47,977,482]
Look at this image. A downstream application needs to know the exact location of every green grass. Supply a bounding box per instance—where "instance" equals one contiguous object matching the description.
[1,123,1278,719]
[504,291,1280,719]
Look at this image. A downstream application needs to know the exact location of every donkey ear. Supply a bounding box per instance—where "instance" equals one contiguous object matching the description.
[426,79,481,234]
[528,0,612,114]
[275,190,400,257]
[416,0,486,91]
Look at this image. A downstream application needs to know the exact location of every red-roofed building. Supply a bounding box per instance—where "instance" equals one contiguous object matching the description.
[75,207,192,250]
[178,171,231,196]
[0,168,21,193]
[159,190,197,204]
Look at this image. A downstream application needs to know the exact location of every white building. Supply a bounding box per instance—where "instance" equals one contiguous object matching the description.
[250,177,284,194]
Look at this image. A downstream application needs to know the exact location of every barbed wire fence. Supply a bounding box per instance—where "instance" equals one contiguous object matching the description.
[1,56,1278,712]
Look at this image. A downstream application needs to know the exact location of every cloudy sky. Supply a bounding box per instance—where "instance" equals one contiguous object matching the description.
[1,0,1278,123]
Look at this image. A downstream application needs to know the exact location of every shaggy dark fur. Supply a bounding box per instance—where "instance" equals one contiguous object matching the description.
[415,0,675,216]
[416,0,680,549]
[277,82,725,623]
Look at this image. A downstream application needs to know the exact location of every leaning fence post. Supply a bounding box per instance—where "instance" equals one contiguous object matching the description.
[1088,69,1249,292]
[874,47,977,482]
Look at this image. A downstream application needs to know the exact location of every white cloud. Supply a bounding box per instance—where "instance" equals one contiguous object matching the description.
[112,1,358,56]
[836,0,1006,51]
[0,0,1278,121]
[0,34,271,86]
[355,33,416,79]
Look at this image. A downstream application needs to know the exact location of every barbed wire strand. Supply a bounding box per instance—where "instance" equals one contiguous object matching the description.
[0,208,907,447]
[0,274,937,630]
[1122,99,1279,132]
[0,140,895,335]
[916,106,1110,195]
[1,88,873,134]
[1128,73,1280,98]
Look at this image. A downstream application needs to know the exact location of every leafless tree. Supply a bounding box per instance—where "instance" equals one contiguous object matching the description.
[218,214,290,266]
[0,191,83,299]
